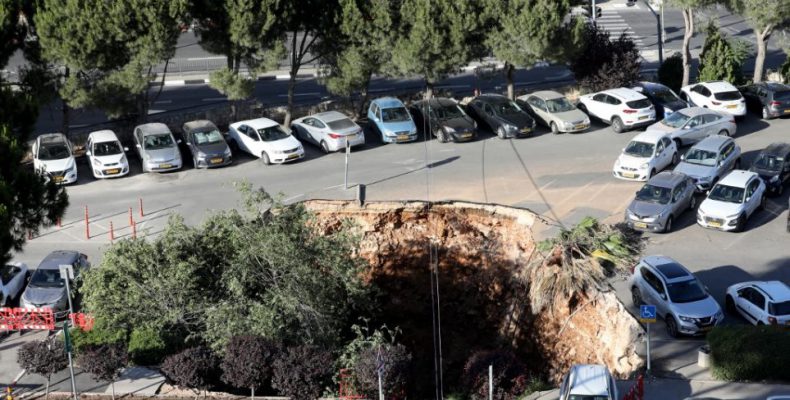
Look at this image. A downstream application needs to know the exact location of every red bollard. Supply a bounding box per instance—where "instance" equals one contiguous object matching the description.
[56,217,61,228]
[637,374,644,399]
[139,198,144,217]
[129,207,133,226]
[109,221,114,241]
[27,230,33,240]
[132,220,137,239]
[84,206,90,239]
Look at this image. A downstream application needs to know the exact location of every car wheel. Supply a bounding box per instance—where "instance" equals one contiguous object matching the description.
[673,138,682,150]
[550,122,559,134]
[734,214,746,232]
[631,287,643,307]
[261,151,271,165]
[666,316,680,338]
[671,152,679,165]
[718,129,729,137]
[689,195,697,210]
[436,129,448,143]
[649,168,656,179]
[228,139,239,153]
[762,107,770,120]
[663,216,674,233]
[496,126,506,139]
[759,195,766,210]
[778,184,784,196]
[611,117,624,133]
[320,140,330,154]
[725,295,736,315]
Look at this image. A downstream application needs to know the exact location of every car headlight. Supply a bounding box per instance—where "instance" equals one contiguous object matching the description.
[121,154,128,164]
[614,159,621,168]
[504,123,518,132]
[384,130,396,137]
[770,175,780,183]
[726,213,740,219]
[563,121,574,129]
[715,310,724,320]
[444,126,456,133]
[196,152,207,160]
[639,163,649,170]
[473,121,478,128]
[92,158,101,167]
[224,147,232,156]
[678,315,695,323]
[697,176,712,183]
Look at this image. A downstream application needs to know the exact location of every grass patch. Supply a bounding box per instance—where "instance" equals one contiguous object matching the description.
[708,325,790,382]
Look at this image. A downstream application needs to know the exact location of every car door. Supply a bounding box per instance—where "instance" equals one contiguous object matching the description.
[134,128,144,159]
[670,179,691,214]
[744,178,761,216]
[529,96,550,125]
[660,137,674,169]
[300,118,319,144]
[689,85,709,107]
[586,93,608,119]
[681,115,705,142]
[482,103,498,128]
[718,141,737,174]
[2,265,23,300]
[746,289,767,324]
[735,287,760,323]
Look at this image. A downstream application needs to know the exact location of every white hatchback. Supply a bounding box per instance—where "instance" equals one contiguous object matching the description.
[228,118,305,164]
[726,281,790,326]
[32,133,78,185]
[680,81,747,117]
[613,130,678,181]
[697,170,765,232]
[86,130,129,179]
[577,87,656,133]
[291,111,365,153]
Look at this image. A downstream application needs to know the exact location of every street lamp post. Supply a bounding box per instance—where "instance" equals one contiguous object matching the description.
[58,265,78,400]
[643,0,664,65]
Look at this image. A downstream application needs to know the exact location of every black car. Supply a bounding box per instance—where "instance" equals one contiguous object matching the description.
[750,142,790,196]
[464,94,535,139]
[632,82,688,120]
[409,98,478,143]
[741,82,790,120]
[181,120,232,168]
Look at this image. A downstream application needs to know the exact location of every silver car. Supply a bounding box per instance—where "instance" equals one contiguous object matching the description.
[517,91,590,134]
[625,171,697,233]
[646,107,736,148]
[674,135,741,191]
[133,123,183,172]
[631,255,723,338]
[21,251,90,318]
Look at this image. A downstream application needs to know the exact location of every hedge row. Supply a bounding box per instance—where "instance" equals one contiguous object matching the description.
[708,325,790,382]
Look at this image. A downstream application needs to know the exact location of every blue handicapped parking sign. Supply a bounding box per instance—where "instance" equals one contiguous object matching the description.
[640,305,657,323]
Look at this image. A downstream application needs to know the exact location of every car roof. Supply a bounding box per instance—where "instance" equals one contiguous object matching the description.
[476,93,510,103]
[233,117,279,130]
[761,142,790,157]
[524,90,565,100]
[751,281,790,302]
[87,130,119,142]
[602,87,646,101]
[313,110,350,122]
[691,135,731,152]
[136,122,172,136]
[699,81,738,92]
[38,250,81,270]
[674,107,710,117]
[38,133,68,145]
[641,255,693,282]
[635,81,672,92]
[183,120,217,133]
[632,130,668,144]
[372,97,406,108]
[763,82,790,92]
[412,97,458,108]
[719,170,758,188]
[648,171,688,188]
[567,365,610,396]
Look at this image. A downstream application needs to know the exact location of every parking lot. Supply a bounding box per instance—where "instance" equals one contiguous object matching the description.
[5,106,790,385]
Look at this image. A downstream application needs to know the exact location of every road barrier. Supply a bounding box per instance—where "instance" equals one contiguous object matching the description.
[139,198,144,217]
[84,205,90,239]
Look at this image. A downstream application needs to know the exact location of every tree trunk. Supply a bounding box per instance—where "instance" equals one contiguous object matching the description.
[61,67,70,136]
[753,26,773,83]
[424,80,434,100]
[506,63,515,100]
[358,72,372,118]
[111,381,116,400]
[285,72,296,127]
[251,387,255,400]
[681,8,694,87]
[45,377,50,400]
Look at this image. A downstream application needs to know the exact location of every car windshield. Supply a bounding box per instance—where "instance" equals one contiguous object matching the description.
[714,91,742,101]
[381,107,411,122]
[93,141,123,156]
[662,111,690,128]
[635,184,671,205]
[769,301,790,316]
[650,87,682,103]
[144,134,174,150]
[493,101,522,115]
[257,126,290,141]
[624,141,654,158]
[683,148,718,166]
[546,97,575,113]
[708,184,745,204]
[752,154,783,172]
[326,118,357,130]
[666,279,708,303]
[29,268,65,288]
[38,143,71,160]
[193,130,224,145]
[433,104,466,120]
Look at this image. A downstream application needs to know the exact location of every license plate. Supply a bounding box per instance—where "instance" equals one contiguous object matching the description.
[726,105,737,109]
[708,221,722,227]
[784,109,790,114]
[461,133,472,138]
[638,115,648,120]
[622,172,636,178]
[286,153,299,159]
[574,124,586,130]
[521,128,531,133]
[53,176,63,183]
[700,326,713,332]
[210,157,223,164]
[159,163,172,169]
[397,134,409,141]
[634,222,647,229]
[105,168,120,175]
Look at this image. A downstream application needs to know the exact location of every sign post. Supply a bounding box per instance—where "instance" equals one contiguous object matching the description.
[375,347,384,400]
[59,265,78,400]
[639,304,657,373]
[344,137,350,190]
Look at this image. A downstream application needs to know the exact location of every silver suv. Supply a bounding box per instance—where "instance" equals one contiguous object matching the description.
[631,255,723,338]
[674,135,741,191]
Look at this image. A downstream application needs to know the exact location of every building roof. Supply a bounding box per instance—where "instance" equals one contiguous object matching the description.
[648,171,688,188]
[719,170,758,188]
[603,87,646,101]
[38,250,81,270]
[371,97,406,109]
[136,123,171,136]
[568,365,610,396]
[632,130,669,144]
[88,130,119,142]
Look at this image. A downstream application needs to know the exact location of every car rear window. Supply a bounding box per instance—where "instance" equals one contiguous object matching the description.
[775,91,790,101]
[626,99,651,109]
[714,91,742,101]
[769,301,790,316]
[327,118,356,130]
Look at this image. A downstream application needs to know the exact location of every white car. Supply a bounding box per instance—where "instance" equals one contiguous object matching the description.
[726,281,790,326]
[291,111,365,153]
[86,130,129,179]
[697,170,766,232]
[680,81,747,117]
[613,130,678,181]
[228,118,305,164]
[577,87,656,133]
[559,364,618,400]
[32,133,78,185]
[1,262,29,306]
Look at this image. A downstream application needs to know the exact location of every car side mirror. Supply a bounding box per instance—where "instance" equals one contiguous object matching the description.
[683,125,691,130]
[372,116,379,122]
[135,144,142,148]
[123,147,129,152]
[680,154,685,161]
[177,139,182,144]
[745,196,751,202]
[85,150,91,156]
[660,293,667,301]
[717,160,723,167]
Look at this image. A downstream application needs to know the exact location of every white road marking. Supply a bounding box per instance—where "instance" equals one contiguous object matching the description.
[186,56,226,61]
[277,92,322,97]
[551,181,595,209]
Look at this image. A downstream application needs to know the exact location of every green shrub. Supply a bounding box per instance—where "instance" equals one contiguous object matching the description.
[70,320,127,355]
[128,327,167,366]
[698,23,750,85]
[781,55,790,83]
[658,53,683,93]
[708,325,790,381]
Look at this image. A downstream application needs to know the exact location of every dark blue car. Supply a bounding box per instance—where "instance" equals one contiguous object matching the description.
[632,82,688,120]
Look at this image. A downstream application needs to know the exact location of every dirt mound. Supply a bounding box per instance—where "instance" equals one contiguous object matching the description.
[305,200,644,386]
